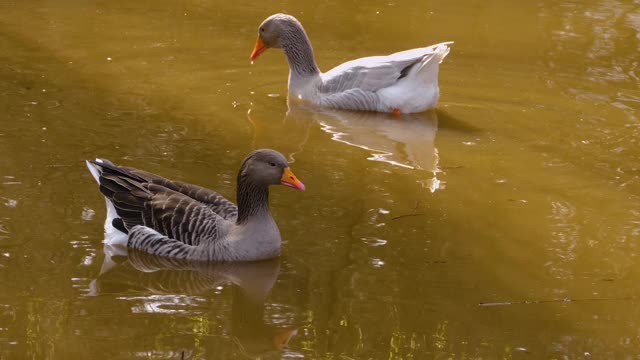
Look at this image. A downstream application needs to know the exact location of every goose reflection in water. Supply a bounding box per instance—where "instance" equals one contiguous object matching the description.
[287,102,441,192]
[89,247,299,356]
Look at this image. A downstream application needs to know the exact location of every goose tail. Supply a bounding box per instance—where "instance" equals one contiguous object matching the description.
[86,159,104,183]
[86,158,129,245]
[416,42,452,76]
[433,42,452,64]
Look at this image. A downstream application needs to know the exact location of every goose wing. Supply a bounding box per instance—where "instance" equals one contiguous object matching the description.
[319,42,452,94]
[121,166,238,221]
[89,160,229,248]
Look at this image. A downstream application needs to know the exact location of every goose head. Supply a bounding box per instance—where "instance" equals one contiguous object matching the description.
[239,149,305,191]
[250,14,305,60]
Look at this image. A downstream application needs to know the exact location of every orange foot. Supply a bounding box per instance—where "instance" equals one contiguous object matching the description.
[391,108,402,116]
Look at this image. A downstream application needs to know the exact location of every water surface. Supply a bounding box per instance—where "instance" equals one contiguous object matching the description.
[0,0,639,358]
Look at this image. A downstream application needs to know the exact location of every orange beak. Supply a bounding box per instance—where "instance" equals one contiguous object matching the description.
[280,167,305,191]
[250,36,267,60]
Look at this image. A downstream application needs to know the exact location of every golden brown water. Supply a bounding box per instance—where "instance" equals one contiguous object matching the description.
[1,0,639,358]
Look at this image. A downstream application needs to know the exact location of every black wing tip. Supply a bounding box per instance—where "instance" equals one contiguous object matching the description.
[112,218,128,234]
[88,159,147,183]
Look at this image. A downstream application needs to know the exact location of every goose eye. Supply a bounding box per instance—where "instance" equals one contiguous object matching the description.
[269,162,276,167]
[260,28,265,32]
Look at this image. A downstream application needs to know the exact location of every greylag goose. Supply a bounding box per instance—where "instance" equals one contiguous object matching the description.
[86,149,305,261]
[250,13,452,114]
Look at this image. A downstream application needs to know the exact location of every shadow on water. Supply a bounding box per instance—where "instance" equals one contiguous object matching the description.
[435,108,484,134]
[90,248,303,358]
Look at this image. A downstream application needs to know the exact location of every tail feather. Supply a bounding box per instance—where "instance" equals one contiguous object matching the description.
[86,159,103,183]
[434,43,451,64]
[416,43,451,74]
[86,158,152,235]
[88,159,146,182]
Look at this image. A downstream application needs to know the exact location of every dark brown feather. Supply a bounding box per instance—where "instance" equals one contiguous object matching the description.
[90,160,228,248]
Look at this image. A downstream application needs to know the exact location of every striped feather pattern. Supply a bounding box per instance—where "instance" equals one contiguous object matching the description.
[87,149,295,262]
[318,88,381,112]
[122,167,238,221]
[128,226,202,260]
[88,160,232,259]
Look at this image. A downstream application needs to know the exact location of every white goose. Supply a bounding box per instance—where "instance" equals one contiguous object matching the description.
[86,149,305,262]
[250,13,452,114]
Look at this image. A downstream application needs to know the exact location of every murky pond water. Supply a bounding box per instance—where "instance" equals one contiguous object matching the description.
[1,0,639,358]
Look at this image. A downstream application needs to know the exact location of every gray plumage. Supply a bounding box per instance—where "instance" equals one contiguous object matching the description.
[253,13,452,113]
[86,149,305,261]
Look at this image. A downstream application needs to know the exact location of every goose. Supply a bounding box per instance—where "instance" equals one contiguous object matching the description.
[86,149,305,262]
[250,13,452,114]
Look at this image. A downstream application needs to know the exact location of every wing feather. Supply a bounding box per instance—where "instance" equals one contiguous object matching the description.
[320,42,452,94]
[123,167,238,221]
[88,160,231,255]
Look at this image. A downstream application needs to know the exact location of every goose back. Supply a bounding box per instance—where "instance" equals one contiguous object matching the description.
[120,166,238,221]
[88,160,233,252]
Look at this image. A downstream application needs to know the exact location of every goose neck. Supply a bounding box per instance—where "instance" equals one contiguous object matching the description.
[281,26,320,77]
[236,176,270,225]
